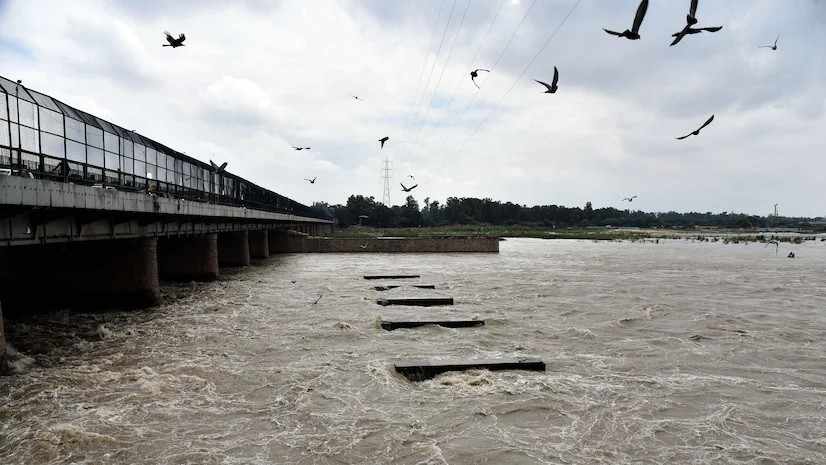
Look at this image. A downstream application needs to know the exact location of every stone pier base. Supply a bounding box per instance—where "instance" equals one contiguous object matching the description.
[159,233,219,281]
[218,231,250,267]
[0,238,161,311]
[249,230,270,259]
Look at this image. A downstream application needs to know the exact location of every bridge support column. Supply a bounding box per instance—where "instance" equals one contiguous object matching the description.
[158,234,219,281]
[249,230,269,258]
[218,231,250,267]
[70,238,162,308]
[0,302,5,368]
[269,229,289,253]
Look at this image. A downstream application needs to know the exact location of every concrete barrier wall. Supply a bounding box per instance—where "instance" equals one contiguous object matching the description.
[276,232,499,253]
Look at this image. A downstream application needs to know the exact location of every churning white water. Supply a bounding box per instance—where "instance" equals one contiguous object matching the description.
[1,238,825,464]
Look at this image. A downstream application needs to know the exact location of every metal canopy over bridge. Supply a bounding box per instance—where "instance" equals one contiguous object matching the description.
[0,74,326,220]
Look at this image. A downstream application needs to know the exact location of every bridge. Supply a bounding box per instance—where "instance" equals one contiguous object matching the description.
[0,74,333,315]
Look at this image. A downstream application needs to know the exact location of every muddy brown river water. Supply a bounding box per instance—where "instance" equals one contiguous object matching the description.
[1,238,825,464]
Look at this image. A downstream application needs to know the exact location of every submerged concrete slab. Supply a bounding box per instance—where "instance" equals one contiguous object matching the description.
[394,358,546,381]
[374,284,436,291]
[364,274,421,280]
[380,319,484,331]
[377,297,454,307]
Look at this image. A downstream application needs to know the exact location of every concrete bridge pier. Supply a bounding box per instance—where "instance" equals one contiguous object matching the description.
[249,230,270,259]
[158,234,219,281]
[68,238,162,308]
[218,231,250,267]
[0,238,163,310]
[268,229,289,253]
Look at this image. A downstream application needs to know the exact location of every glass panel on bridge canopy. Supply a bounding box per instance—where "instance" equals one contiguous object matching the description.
[87,146,104,168]
[53,100,83,121]
[134,160,146,178]
[120,138,133,158]
[104,131,118,153]
[146,147,157,166]
[66,140,85,163]
[28,90,61,112]
[145,162,156,180]
[104,151,119,171]
[39,107,64,136]
[85,125,104,149]
[0,123,9,147]
[17,99,37,128]
[134,143,146,162]
[122,155,133,174]
[0,93,7,120]
[65,117,85,143]
[41,132,65,157]
[74,108,101,128]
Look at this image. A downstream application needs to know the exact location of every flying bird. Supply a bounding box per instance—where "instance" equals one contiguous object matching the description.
[603,0,648,40]
[304,177,317,184]
[766,240,780,255]
[400,183,418,193]
[470,68,489,88]
[353,95,362,101]
[676,115,714,140]
[759,35,779,51]
[163,31,186,48]
[534,67,559,94]
[623,195,638,202]
[378,136,389,149]
[670,26,723,46]
[292,146,311,151]
[209,160,228,173]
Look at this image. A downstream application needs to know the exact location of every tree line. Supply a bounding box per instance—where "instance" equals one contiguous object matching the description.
[310,195,821,229]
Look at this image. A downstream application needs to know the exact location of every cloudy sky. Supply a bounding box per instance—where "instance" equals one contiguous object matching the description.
[1,0,823,216]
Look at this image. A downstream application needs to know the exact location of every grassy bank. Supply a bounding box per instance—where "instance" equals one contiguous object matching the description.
[332,225,649,241]
[331,225,825,243]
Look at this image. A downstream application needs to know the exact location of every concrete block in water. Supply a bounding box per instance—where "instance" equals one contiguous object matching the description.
[377,297,454,307]
[374,285,436,291]
[364,274,421,280]
[394,358,546,381]
[380,319,484,331]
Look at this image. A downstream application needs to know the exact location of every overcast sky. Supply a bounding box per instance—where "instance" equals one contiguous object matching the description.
[1,0,823,216]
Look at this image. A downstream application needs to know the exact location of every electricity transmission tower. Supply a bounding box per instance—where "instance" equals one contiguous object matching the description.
[381,157,392,206]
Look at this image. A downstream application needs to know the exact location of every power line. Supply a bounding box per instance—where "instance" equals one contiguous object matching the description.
[454,0,583,155]
[414,0,473,145]
[424,0,539,147]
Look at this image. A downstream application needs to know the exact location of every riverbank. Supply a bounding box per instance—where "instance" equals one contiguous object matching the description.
[333,225,826,243]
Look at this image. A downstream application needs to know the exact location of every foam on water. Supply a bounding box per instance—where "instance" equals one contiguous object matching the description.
[1,238,825,464]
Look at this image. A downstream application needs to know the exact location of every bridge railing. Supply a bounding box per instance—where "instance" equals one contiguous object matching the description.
[0,75,329,220]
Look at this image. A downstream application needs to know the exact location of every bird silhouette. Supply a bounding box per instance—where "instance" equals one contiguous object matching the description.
[687,0,699,25]
[163,31,186,48]
[766,240,780,255]
[304,177,317,184]
[622,195,638,202]
[676,115,714,140]
[470,68,489,88]
[378,136,389,149]
[759,35,779,51]
[534,67,559,94]
[670,26,723,46]
[400,183,418,193]
[360,243,369,249]
[209,160,228,173]
[353,95,362,101]
[292,146,311,151]
[604,0,648,40]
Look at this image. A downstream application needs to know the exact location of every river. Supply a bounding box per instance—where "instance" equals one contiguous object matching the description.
[2,238,825,464]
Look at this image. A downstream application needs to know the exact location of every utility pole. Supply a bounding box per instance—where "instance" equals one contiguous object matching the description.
[381,157,391,206]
